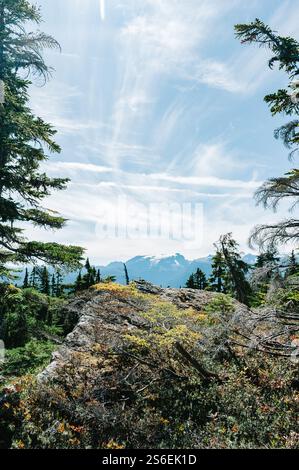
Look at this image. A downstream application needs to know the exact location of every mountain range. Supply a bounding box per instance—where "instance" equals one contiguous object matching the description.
[16,253,258,288]
[90,253,257,288]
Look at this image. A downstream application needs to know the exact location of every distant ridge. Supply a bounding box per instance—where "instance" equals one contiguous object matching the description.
[16,253,258,288]
[76,253,256,288]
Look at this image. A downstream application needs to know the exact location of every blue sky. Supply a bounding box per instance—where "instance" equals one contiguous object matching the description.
[27,0,298,263]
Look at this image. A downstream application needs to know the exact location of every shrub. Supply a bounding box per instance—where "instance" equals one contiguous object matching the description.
[2,340,56,377]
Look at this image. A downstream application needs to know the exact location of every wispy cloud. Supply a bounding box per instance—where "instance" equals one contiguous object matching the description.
[30,0,296,262]
[148,173,261,190]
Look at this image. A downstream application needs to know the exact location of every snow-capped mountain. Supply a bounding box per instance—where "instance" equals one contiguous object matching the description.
[96,253,256,288]
[16,253,257,288]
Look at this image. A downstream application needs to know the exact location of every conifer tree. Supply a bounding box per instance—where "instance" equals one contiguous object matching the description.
[235,19,299,249]
[255,250,280,269]
[209,251,227,293]
[55,270,63,297]
[95,269,101,284]
[124,263,130,285]
[85,258,91,272]
[186,274,195,289]
[287,250,299,276]
[194,268,208,290]
[40,266,50,295]
[0,0,84,273]
[29,266,39,289]
[2,306,28,347]
[74,271,83,292]
[82,258,96,288]
[215,233,252,305]
[251,250,280,298]
[51,273,56,296]
[23,267,29,288]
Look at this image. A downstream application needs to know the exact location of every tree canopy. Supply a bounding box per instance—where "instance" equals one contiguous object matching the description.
[235,19,299,250]
[0,0,84,275]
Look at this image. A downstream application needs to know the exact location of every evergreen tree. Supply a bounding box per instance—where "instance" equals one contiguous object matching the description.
[40,266,50,295]
[23,267,29,288]
[29,266,39,289]
[186,274,195,289]
[287,250,299,276]
[209,251,227,293]
[255,250,279,269]
[55,270,63,297]
[75,271,83,292]
[82,258,96,288]
[251,250,280,299]
[85,258,91,272]
[194,268,208,290]
[51,273,56,296]
[0,0,84,273]
[215,233,252,305]
[91,267,96,285]
[2,306,28,348]
[235,19,299,249]
[124,263,130,285]
[95,269,101,284]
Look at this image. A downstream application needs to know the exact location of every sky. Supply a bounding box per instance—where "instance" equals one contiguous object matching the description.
[26,0,299,264]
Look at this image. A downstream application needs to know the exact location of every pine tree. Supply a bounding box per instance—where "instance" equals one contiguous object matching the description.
[287,250,299,276]
[91,267,96,285]
[215,233,252,305]
[51,273,56,296]
[55,270,63,297]
[95,269,101,284]
[235,19,299,249]
[255,250,279,269]
[209,251,227,293]
[186,274,195,289]
[82,258,96,288]
[75,271,83,292]
[194,268,208,290]
[23,267,29,288]
[251,250,280,298]
[40,266,50,295]
[29,266,39,289]
[124,263,130,285]
[85,258,91,272]
[2,306,28,348]
[0,0,84,273]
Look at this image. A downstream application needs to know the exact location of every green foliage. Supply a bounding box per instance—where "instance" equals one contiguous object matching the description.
[0,0,84,272]
[212,234,252,305]
[235,19,299,250]
[74,258,100,292]
[0,285,65,347]
[208,251,227,293]
[2,339,56,377]
[270,287,299,312]
[204,294,235,316]
[186,269,208,290]
[1,304,29,348]
[2,290,297,450]
[124,264,130,286]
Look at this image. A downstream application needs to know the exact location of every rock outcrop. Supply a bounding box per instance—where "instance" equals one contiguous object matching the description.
[9,282,297,450]
[39,281,248,382]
